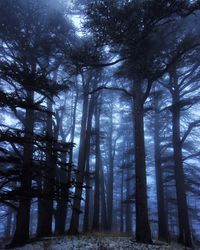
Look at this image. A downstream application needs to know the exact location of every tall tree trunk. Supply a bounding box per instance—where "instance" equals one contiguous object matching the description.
[92,104,101,230]
[68,73,89,234]
[54,105,64,235]
[83,93,95,232]
[37,97,54,237]
[55,88,78,234]
[153,91,168,241]
[100,160,108,231]
[120,169,124,233]
[63,86,78,229]
[170,68,192,247]
[107,109,114,231]
[125,166,132,234]
[10,90,34,247]
[55,152,68,235]
[133,80,152,243]
[83,160,91,232]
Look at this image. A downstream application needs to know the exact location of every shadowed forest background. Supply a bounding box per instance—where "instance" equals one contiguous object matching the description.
[0,0,200,249]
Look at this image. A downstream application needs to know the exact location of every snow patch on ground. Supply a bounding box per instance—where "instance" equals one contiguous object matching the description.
[13,235,190,250]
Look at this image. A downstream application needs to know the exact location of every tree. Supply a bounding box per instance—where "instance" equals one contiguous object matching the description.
[92,97,101,230]
[160,57,200,246]
[0,0,75,246]
[85,0,200,244]
[68,42,103,234]
[153,88,169,241]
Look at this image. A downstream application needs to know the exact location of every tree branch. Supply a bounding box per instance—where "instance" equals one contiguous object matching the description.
[0,200,18,211]
[83,57,126,69]
[143,80,153,104]
[183,152,200,161]
[87,86,133,97]
[181,120,200,144]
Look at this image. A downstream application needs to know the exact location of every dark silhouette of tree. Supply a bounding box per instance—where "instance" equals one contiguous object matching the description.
[85,0,200,244]
[0,0,75,246]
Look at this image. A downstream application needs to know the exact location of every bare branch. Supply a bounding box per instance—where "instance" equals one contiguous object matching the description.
[181,120,200,144]
[0,200,18,211]
[183,151,200,161]
[143,80,153,104]
[87,86,133,97]
[82,57,126,69]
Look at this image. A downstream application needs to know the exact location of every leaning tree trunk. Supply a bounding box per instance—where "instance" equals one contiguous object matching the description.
[170,69,192,247]
[11,90,34,247]
[133,79,152,243]
[153,91,168,241]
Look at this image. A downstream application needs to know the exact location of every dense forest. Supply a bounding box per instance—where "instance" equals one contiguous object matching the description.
[0,0,200,249]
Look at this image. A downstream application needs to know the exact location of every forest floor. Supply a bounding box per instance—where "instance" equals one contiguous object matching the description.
[2,233,198,250]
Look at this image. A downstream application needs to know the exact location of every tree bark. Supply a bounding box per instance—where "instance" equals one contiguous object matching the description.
[133,79,152,243]
[120,169,124,233]
[37,97,55,237]
[170,68,192,247]
[107,107,114,231]
[153,91,168,241]
[10,90,34,247]
[100,159,108,231]
[92,103,101,230]
[55,152,68,235]
[68,73,89,234]
[55,88,78,234]
[125,166,132,234]
[83,93,95,232]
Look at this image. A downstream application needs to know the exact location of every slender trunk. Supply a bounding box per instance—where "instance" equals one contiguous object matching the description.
[120,170,124,233]
[55,152,68,235]
[134,79,152,243]
[170,69,192,247]
[100,160,108,231]
[69,74,89,234]
[37,97,54,237]
[92,104,101,230]
[125,167,132,234]
[63,87,78,228]
[83,94,96,232]
[107,113,114,231]
[11,90,34,247]
[83,160,91,232]
[54,108,64,235]
[107,159,113,231]
[153,92,168,241]
[55,90,77,235]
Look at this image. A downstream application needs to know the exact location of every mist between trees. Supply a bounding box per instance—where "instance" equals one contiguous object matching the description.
[0,0,200,248]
